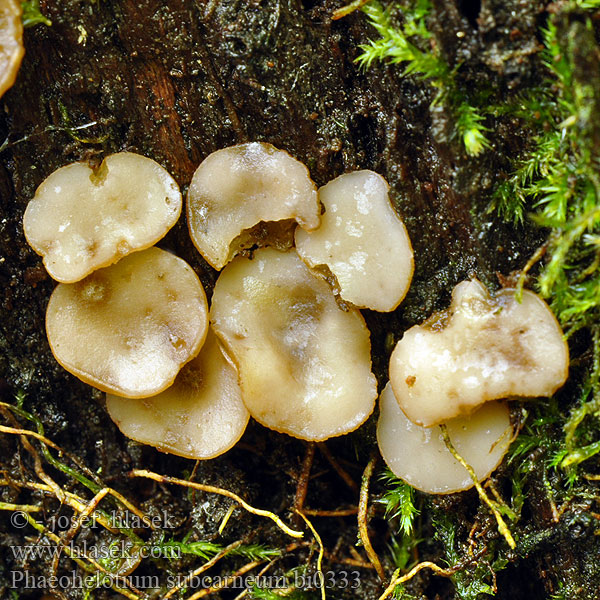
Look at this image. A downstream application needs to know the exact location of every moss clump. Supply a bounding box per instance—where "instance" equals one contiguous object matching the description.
[490,4,600,472]
[356,0,490,156]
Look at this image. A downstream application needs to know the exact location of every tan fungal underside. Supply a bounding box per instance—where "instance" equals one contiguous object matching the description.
[377,383,513,494]
[106,329,249,459]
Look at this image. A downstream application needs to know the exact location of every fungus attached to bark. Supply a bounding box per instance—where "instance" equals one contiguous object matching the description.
[377,383,512,494]
[389,278,569,427]
[106,329,249,459]
[23,152,182,283]
[0,0,24,99]
[210,248,377,441]
[187,142,320,270]
[295,170,414,311]
[46,247,208,398]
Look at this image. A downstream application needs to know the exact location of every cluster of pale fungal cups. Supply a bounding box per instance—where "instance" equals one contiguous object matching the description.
[23,142,570,495]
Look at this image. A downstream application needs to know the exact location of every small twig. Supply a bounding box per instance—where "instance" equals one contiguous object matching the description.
[440,425,516,549]
[327,546,374,569]
[302,507,358,517]
[0,501,42,512]
[318,443,359,492]
[378,561,457,600]
[130,469,303,539]
[358,457,385,581]
[515,242,549,301]
[162,540,243,600]
[185,560,264,600]
[294,442,315,514]
[232,558,281,600]
[0,478,133,536]
[1,423,66,503]
[22,513,143,600]
[295,510,326,600]
[52,487,111,577]
[218,504,236,535]
[332,0,370,20]
[1,409,153,529]
[484,480,518,521]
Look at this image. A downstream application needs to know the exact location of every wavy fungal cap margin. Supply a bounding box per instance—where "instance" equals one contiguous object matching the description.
[106,329,249,460]
[23,152,182,283]
[295,170,414,312]
[46,247,209,399]
[187,142,320,270]
[377,383,512,494]
[0,0,24,99]
[389,279,569,427]
[210,248,377,441]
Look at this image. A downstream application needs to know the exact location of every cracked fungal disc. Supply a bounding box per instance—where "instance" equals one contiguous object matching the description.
[0,0,24,99]
[295,170,414,312]
[210,248,377,441]
[106,329,249,459]
[46,247,208,398]
[377,383,513,494]
[23,152,182,283]
[389,279,569,427]
[187,142,320,270]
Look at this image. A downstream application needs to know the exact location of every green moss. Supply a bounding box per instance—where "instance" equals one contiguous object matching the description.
[378,468,419,536]
[20,1,51,28]
[490,3,600,474]
[432,510,507,600]
[356,0,490,156]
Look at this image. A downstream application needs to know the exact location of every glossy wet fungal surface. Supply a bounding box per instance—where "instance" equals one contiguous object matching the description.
[377,383,513,494]
[295,170,414,311]
[46,247,208,398]
[106,329,248,459]
[210,248,377,441]
[23,152,182,283]
[187,142,320,270]
[389,279,569,427]
[0,0,24,98]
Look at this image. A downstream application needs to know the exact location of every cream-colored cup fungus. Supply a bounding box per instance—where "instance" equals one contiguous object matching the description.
[377,383,512,494]
[210,248,378,441]
[390,278,569,427]
[295,170,414,312]
[106,329,249,459]
[0,0,24,99]
[187,142,320,270]
[46,247,209,398]
[23,152,182,283]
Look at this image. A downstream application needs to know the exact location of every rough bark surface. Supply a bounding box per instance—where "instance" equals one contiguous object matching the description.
[0,1,598,599]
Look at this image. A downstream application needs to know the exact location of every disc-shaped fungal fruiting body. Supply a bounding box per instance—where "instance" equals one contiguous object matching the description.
[0,0,24,99]
[187,143,320,270]
[46,247,208,398]
[210,248,377,441]
[23,152,182,283]
[295,170,414,311]
[106,329,249,459]
[389,279,569,427]
[377,383,513,494]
